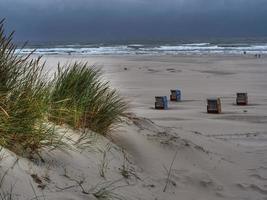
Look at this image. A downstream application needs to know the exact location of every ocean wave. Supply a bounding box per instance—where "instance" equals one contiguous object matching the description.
[15,43,267,55]
[183,43,211,46]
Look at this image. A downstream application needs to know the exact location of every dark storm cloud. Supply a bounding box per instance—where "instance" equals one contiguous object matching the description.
[0,0,267,42]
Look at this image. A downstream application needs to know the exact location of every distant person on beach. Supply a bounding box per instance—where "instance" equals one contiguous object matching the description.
[255,54,261,58]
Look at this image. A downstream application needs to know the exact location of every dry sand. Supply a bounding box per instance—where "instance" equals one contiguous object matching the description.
[1,54,267,200]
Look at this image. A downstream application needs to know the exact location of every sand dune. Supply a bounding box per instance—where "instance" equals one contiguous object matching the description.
[1,54,267,199]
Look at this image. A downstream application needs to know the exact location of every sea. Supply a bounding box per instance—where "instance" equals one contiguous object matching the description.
[15,39,267,56]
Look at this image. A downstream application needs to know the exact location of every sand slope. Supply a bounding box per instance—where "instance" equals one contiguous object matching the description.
[1,54,267,199]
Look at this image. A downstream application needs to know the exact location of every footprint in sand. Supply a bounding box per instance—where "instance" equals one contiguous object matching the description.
[236,183,267,195]
[166,68,182,73]
[250,174,267,181]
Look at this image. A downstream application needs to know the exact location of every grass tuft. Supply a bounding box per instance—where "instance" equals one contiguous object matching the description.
[49,62,127,135]
[0,19,126,158]
[0,19,65,157]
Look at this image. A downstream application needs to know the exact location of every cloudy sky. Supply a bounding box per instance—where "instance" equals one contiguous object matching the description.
[0,0,267,42]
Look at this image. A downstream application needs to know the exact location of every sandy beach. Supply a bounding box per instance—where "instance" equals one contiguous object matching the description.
[1,54,267,200]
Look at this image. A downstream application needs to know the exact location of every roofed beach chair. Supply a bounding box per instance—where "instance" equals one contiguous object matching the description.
[155,96,168,110]
[170,89,181,102]
[236,93,248,105]
[207,98,222,113]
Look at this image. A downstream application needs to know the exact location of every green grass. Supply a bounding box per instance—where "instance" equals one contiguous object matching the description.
[0,19,126,158]
[0,19,65,157]
[50,62,127,135]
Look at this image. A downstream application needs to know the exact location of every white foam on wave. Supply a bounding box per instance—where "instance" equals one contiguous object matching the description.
[183,43,210,46]
[15,43,267,55]
[152,45,222,51]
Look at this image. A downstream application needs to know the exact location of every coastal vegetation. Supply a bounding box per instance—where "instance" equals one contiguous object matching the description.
[0,19,64,157]
[49,63,127,135]
[0,19,127,158]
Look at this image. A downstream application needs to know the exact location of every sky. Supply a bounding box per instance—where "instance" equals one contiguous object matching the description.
[0,0,267,43]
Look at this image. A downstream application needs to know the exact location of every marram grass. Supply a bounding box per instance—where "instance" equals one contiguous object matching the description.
[0,19,65,158]
[0,19,127,159]
[50,62,127,135]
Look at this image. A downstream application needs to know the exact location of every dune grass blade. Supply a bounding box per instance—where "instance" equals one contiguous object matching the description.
[0,19,65,157]
[50,62,127,135]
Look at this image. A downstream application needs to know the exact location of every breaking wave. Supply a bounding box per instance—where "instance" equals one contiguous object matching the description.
[15,43,267,55]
